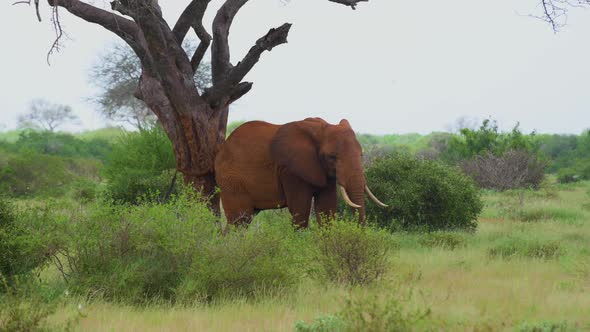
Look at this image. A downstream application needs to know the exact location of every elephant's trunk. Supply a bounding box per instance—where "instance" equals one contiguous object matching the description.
[344,176,366,223]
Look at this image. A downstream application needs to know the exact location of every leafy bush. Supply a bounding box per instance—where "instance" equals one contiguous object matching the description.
[515,320,574,332]
[102,126,176,204]
[487,237,563,260]
[10,130,112,161]
[557,168,581,184]
[313,219,391,286]
[295,291,430,332]
[29,192,304,304]
[0,277,80,332]
[417,232,468,250]
[460,150,546,190]
[0,198,47,283]
[295,315,347,332]
[365,154,482,232]
[177,219,306,303]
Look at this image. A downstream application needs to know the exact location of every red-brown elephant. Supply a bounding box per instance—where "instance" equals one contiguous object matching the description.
[214,117,387,228]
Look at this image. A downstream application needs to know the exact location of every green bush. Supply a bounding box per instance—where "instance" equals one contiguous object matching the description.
[102,126,177,204]
[557,168,581,184]
[313,219,392,286]
[487,237,563,260]
[295,291,430,332]
[30,192,305,304]
[178,219,306,303]
[417,232,468,250]
[515,320,574,332]
[0,198,47,283]
[295,315,348,332]
[365,154,482,232]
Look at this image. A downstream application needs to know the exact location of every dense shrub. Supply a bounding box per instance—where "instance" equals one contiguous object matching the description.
[28,192,305,304]
[417,232,468,250]
[102,126,176,204]
[0,198,47,282]
[487,237,563,260]
[515,320,573,332]
[461,150,547,190]
[313,219,392,285]
[295,291,430,332]
[178,219,306,302]
[365,154,482,232]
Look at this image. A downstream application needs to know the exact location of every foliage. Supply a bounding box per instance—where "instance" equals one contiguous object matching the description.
[461,150,547,190]
[0,151,100,198]
[17,99,78,132]
[442,119,537,163]
[365,154,482,231]
[178,218,306,303]
[417,231,468,250]
[9,130,112,161]
[313,219,391,286]
[22,192,305,304]
[102,126,176,204]
[487,237,563,260]
[295,315,348,332]
[0,198,44,282]
[295,291,430,332]
[514,320,574,332]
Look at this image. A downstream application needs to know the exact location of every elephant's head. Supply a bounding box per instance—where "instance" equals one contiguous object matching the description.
[270,117,387,221]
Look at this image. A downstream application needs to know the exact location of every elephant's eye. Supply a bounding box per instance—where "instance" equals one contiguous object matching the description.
[327,154,337,161]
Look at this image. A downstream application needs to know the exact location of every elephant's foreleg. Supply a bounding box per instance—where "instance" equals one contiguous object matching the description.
[314,181,338,226]
[280,173,314,228]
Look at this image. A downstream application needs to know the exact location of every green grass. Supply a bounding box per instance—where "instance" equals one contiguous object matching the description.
[13,181,590,331]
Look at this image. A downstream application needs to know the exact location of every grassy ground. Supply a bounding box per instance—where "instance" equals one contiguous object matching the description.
[44,181,590,331]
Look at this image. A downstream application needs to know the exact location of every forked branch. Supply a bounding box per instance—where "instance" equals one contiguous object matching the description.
[206,23,292,107]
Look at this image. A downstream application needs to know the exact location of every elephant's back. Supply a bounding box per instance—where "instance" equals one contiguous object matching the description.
[226,121,280,143]
[216,121,280,173]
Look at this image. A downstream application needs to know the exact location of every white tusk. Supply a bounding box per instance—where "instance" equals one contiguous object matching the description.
[365,185,388,208]
[339,185,362,209]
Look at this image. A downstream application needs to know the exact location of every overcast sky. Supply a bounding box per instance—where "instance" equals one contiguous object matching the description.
[0,0,589,134]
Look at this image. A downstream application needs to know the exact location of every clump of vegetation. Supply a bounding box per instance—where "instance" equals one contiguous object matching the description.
[295,291,430,332]
[102,126,177,204]
[514,320,574,332]
[313,219,392,286]
[365,153,482,232]
[295,315,347,332]
[0,197,47,283]
[511,207,583,224]
[22,191,306,304]
[461,150,546,190]
[417,231,468,250]
[177,218,307,303]
[487,237,563,260]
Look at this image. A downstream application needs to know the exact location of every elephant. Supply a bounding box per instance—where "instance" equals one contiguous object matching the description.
[214,117,387,228]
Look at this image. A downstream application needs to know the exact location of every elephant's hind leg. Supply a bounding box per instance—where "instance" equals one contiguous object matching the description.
[221,192,255,227]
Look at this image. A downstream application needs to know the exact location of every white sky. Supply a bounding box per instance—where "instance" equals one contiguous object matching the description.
[0,0,589,134]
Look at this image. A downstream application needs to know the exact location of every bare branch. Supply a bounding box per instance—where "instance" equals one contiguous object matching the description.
[535,0,590,32]
[328,0,368,10]
[206,23,292,106]
[13,0,42,21]
[46,0,139,47]
[190,24,211,72]
[211,0,249,85]
[172,0,213,72]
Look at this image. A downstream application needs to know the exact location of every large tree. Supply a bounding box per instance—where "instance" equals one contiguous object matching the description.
[17,0,368,213]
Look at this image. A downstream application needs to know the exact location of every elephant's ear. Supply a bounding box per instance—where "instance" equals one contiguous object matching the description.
[270,118,328,187]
